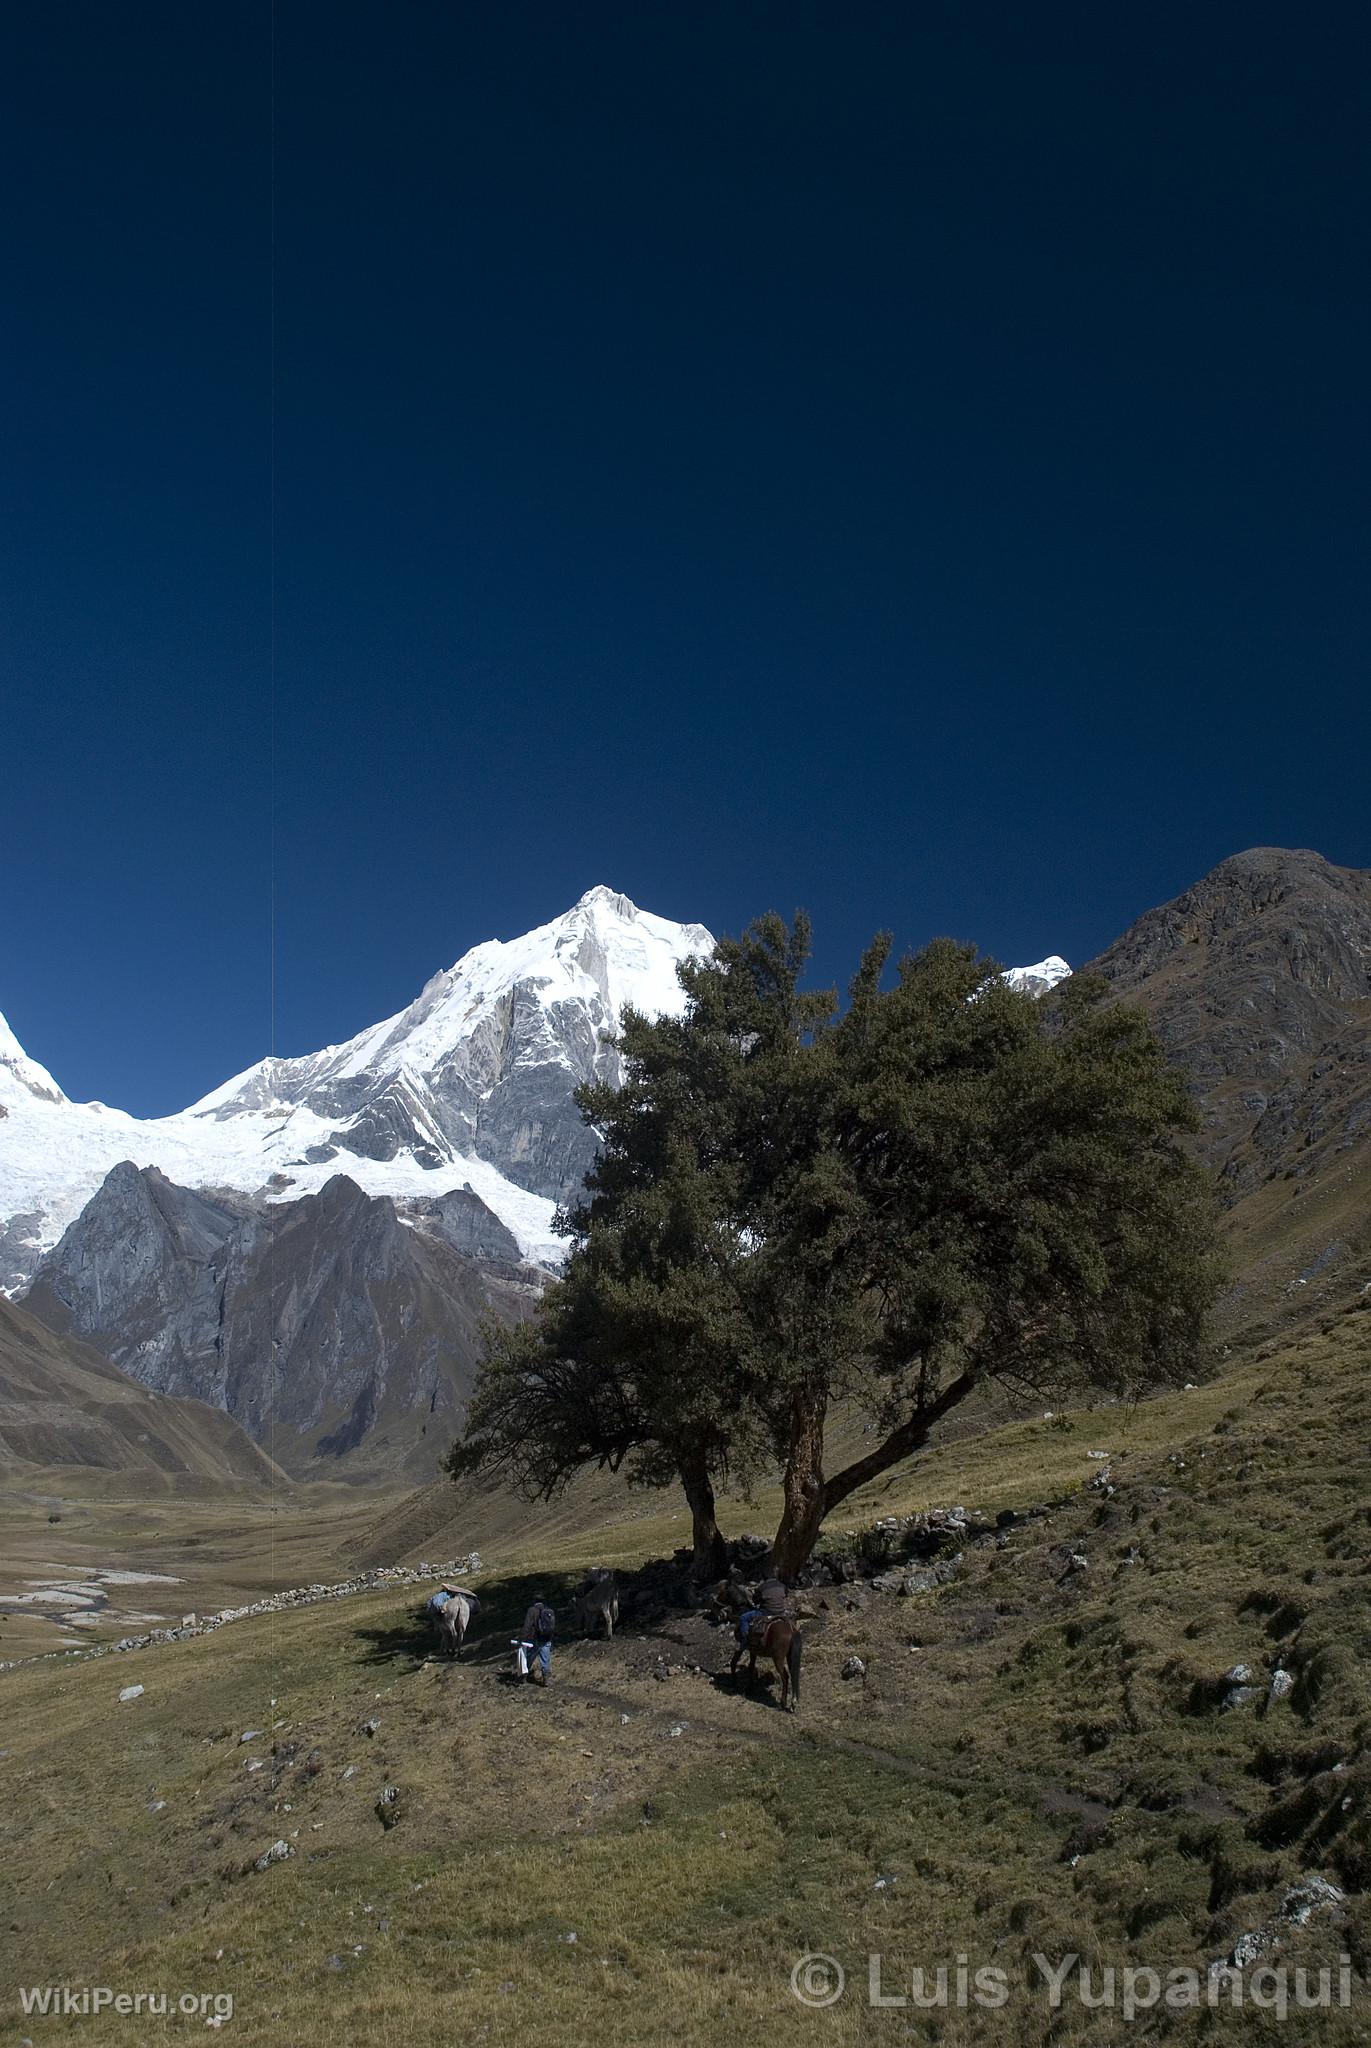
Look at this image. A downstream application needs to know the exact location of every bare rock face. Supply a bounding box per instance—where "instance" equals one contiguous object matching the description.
[23,1164,534,1478]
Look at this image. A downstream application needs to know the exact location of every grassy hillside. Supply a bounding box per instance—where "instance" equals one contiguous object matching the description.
[0,1297,283,1487]
[2,1297,1367,2046]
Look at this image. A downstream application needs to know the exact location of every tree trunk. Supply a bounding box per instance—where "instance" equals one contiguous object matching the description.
[768,1369,980,1575]
[679,1448,728,1581]
[769,1385,829,1579]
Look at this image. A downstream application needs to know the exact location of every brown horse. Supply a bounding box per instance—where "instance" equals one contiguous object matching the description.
[730,1612,802,1711]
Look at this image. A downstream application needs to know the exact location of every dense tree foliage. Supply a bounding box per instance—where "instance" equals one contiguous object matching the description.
[450,915,1222,1575]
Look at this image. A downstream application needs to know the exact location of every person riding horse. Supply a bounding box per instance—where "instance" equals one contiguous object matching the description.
[736,1573,787,1640]
[732,1574,802,1710]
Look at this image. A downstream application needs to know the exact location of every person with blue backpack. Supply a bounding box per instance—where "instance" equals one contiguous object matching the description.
[517,1592,556,1685]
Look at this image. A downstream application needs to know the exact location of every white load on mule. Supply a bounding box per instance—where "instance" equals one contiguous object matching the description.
[426,1584,479,1656]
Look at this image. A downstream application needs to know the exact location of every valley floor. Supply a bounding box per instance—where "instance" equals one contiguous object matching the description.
[0,1487,386,1662]
[1,1306,1368,2046]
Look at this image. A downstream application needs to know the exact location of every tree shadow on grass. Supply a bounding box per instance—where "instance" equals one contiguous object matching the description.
[353,1568,586,1672]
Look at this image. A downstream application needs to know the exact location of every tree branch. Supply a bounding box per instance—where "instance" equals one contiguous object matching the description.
[819,1368,978,1514]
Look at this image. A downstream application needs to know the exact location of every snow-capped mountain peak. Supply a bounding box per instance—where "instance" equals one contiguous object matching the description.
[190,886,711,1116]
[1002,954,1072,997]
[0,1008,66,1106]
[0,892,715,1289]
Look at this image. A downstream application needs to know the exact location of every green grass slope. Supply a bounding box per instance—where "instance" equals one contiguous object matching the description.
[1,1300,1367,2045]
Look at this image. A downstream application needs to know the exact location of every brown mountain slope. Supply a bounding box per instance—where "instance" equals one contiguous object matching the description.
[1082,846,1371,1339]
[0,1295,284,1487]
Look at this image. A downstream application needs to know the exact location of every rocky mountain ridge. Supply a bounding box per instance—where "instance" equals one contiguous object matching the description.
[22,1164,537,1478]
[1081,846,1371,1333]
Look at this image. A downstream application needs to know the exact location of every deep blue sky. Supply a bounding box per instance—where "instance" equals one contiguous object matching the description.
[5,4,1367,1115]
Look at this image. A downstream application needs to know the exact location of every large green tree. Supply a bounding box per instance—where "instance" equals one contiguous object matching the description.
[447,920,805,1576]
[451,915,1223,1576]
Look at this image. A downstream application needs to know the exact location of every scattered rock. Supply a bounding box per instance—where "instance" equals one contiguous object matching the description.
[1267,1668,1295,1704]
[1230,1930,1271,1968]
[360,1719,380,1738]
[900,1561,959,1595]
[1280,1875,1345,1925]
[253,1840,294,1872]
[841,1655,866,1680]
[239,1729,263,1744]
[118,1684,144,1703]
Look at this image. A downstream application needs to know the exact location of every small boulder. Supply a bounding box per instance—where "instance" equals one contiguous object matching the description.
[841,1655,866,1680]
[254,1839,294,1872]
[1281,1875,1345,1925]
[1230,1930,1271,1968]
[118,1684,144,1704]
